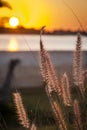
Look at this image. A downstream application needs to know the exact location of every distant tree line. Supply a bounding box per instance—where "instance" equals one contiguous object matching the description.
[0,27,87,36]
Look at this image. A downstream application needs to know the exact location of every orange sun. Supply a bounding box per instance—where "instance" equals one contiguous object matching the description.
[9,17,19,27]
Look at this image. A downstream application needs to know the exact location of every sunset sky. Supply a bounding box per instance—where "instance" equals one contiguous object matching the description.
[0,0,87,31]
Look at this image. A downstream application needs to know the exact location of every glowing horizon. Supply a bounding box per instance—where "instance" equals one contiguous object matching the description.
[0,0,87,31]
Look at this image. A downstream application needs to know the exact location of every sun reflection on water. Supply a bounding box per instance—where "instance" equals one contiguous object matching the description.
[8,37,19,52]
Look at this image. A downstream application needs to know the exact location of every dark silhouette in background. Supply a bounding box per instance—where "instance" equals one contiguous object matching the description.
[0,0,12,9]
[0,59,20,105]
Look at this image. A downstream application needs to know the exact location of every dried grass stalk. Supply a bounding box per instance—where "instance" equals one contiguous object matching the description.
[40,39,61,95]
[13,92,30,129]
[45,87,67,130]
[61,73,71,106]
[79,70,87,98]
[74,100,83,130]
[73,33,82,86]
[73,33,86,98]
[40,39,47,81]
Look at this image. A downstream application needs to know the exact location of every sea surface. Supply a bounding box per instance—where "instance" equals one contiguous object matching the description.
[0,34,87,51]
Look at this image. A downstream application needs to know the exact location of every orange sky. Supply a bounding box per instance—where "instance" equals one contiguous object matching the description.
[0,0,87,31]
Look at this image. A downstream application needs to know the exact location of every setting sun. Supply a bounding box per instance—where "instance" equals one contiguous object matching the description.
[8,37,19,51]
[0,0,87,31]
[9,17,19,27]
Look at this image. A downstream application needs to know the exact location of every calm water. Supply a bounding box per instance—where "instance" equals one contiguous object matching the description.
[0,34,87,51]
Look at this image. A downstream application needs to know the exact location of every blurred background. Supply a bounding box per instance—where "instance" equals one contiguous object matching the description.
[0,0,87,88]
[0,1,87,130]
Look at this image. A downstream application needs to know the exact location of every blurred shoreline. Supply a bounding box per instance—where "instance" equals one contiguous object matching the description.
[0,51,87,88]
[0,27,87,36]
